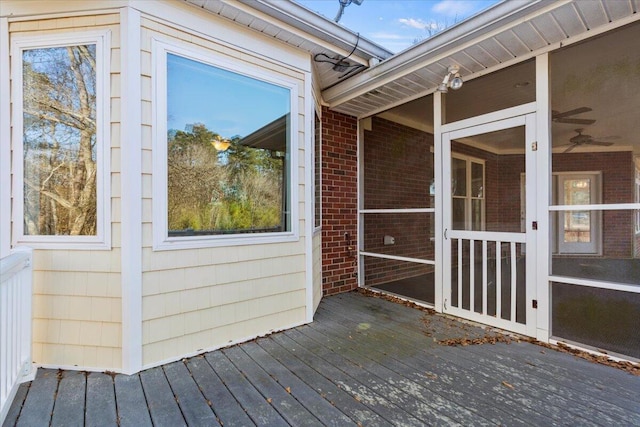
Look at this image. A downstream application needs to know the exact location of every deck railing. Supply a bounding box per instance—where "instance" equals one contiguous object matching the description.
[1,247,34,425]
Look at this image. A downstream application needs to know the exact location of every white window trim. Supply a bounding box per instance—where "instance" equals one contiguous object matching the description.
[11,31,111,250]
[554,171,602,255]
[151,38,299,251]
[451,152,485,231]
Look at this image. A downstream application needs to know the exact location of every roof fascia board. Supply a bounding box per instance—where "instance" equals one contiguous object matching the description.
[323,0,563,107]
[234,0,392,61]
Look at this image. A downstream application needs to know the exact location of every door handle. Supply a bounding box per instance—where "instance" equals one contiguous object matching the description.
[444,228,448,240]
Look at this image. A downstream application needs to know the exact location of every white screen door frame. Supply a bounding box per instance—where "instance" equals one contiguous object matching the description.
[441,112,538,337]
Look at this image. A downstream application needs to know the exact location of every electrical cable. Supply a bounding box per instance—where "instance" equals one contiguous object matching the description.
[313,32,365,79]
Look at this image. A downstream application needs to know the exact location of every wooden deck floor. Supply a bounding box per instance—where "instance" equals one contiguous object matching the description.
[4,291,640,426]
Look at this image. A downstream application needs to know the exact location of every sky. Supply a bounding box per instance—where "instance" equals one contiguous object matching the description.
[297,0,500,53]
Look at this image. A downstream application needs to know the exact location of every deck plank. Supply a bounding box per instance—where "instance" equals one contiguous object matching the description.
[318,295,602,425]
[204,350,289,426]
[463,344,640,425]
[255,337,393,426]
[185,356,255,426]
[51,370,85,427]
[320,293,638,425]
[314,302,539,426]
[282,329,427,427]
[15,369,58,427]
[223,346,322,426]
[2,382,29,427]
[163,362,220,426]
[300,319,495,426]
[139,366,186,427]
[241,340,356,426]
[114,374,153,427]
[85,372,117,427]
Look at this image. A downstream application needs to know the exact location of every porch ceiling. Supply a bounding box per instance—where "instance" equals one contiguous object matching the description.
[183,0,393,90]
[324,0,640,119]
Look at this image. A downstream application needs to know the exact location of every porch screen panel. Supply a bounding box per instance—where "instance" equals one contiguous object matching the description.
[552,283,640,359]
[549,22,640,360]
[362,110,434,210]
[363,257,435,305]
[363,213,434,261]
[361,95,436,304]
[443,60,535,124]
[551,209,639,285]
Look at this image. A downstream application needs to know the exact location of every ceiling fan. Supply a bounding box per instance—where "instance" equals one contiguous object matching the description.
[552,107,596,125]
[562,129,618,153]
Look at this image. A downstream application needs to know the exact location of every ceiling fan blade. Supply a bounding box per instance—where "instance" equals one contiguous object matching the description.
[587,140,614,146]
[595,135,621,141]
[554,118,596,125]
[553,106,592,119]
[563,144,577,153]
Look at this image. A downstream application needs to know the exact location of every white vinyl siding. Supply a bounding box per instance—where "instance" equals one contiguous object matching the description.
[9,15,122,370]
[140,17,310,367]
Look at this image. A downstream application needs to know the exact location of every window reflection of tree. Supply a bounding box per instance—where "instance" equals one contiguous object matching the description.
[167,123,284,235]
[22,45,97,236]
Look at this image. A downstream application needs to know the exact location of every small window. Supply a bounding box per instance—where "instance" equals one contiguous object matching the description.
[451,154,485,231]
[153,41,298,249]
[555,172,602,254]
[12,32,110,248]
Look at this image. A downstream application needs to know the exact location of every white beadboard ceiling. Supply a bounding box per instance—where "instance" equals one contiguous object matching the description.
[324,0,640,119]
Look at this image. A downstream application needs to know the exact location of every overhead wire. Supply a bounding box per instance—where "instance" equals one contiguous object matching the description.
[313,32,365,79]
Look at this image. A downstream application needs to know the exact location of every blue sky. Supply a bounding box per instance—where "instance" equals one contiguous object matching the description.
[297,0,499,52]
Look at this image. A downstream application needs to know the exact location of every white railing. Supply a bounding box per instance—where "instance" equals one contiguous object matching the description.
[1,247,34,425]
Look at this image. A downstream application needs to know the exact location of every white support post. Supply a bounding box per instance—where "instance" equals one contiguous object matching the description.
[120,7,143,375]
[304,70,314,322]
[433,91,443,312]
[535,53,551,342]
[0,18,11,259]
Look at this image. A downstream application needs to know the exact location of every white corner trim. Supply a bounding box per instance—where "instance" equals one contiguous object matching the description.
[304,70,314,323]
[0,18,10,259]
[120,7,143,375]
[150,37,300,251]
[10,30,111,250]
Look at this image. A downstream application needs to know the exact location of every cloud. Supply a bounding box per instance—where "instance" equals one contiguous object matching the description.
[432,0,476,18]
[398,18,439,30]
[398,18,431,30]
[369,32,408,41]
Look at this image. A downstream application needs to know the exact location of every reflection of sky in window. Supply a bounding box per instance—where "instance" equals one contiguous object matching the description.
[167,54,289,138]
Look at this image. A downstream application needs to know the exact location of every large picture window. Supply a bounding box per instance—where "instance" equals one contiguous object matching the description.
[12,32,110,248]
[154,42,298,249]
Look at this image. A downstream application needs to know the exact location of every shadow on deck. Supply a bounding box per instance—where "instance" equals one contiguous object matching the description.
[4,291,640,426]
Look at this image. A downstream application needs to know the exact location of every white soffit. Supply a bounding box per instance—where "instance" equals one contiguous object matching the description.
[325,0,640,118]
[183,0,392,90]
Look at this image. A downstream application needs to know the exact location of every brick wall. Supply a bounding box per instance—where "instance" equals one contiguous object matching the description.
[321,107,358,295]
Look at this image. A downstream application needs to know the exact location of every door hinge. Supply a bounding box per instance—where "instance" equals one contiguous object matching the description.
[532,221,538,230]
[532,299,538,309]
[532,141,538,151]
